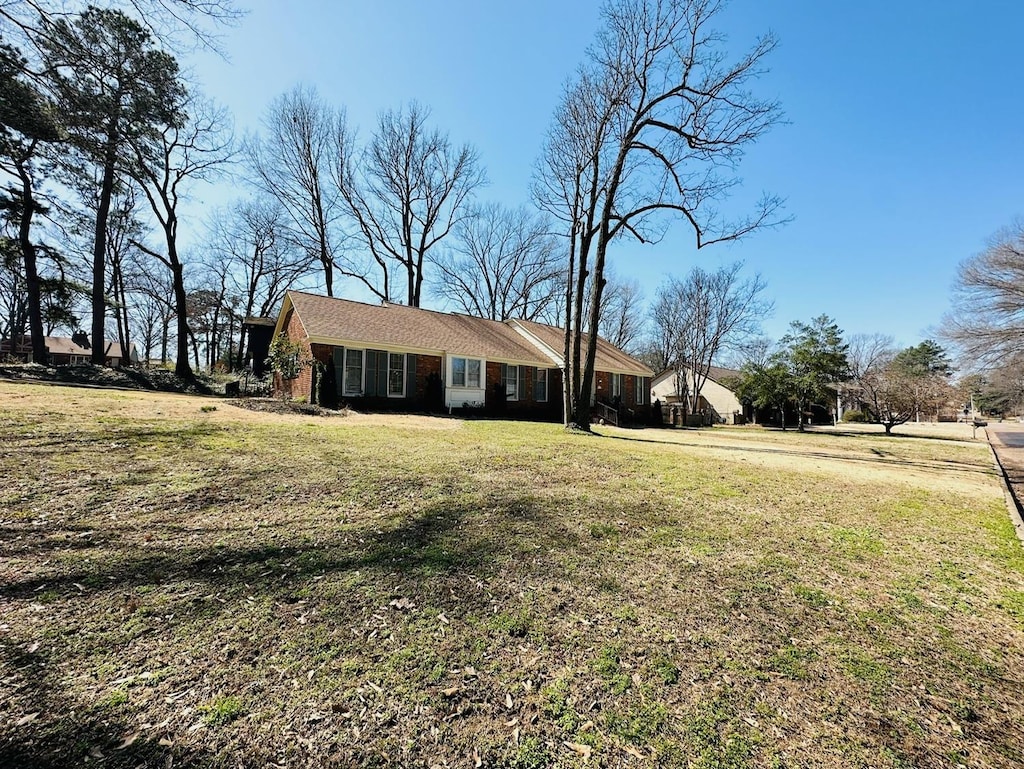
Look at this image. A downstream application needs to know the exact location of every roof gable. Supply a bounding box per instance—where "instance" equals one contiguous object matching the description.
[652,364,741,388]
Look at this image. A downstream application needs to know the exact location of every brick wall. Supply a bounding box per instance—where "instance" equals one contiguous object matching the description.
[484,361,502,411]
[273,309,315,400]
[481,363,564,420]
[413,354,442,407]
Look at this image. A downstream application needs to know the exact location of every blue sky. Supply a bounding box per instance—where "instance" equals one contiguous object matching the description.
[187,0,1024,350]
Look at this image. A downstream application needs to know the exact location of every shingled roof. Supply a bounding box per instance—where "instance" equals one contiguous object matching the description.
[276,291,653,376]
[510,319,653,377]
[1,335,137,361]
[280,291,558,365]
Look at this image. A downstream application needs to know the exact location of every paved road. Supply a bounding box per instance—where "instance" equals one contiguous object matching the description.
[988,421,1024,449]
[986,424,1024,537]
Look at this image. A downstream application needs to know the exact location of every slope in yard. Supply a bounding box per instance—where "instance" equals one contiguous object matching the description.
[2,383,1023,768]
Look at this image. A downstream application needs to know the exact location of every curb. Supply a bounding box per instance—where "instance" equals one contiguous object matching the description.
[984,432,1024,546]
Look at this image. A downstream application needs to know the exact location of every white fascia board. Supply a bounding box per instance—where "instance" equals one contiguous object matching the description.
[271,293,295,339]
[506,321,564,367]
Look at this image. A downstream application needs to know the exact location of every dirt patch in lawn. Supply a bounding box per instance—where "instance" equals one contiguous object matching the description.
[226,397,348,418]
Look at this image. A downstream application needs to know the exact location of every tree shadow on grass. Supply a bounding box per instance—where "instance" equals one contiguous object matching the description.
[13,422,228,455]
[0,494,577,767]
[0,642,229,769]
[0,493,576,603]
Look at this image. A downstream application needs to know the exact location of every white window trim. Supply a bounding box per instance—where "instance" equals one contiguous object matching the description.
[387,352,406,398]
[343,348,364,397]
[535,368,548,402]
[504,364,519,402]
[450,356,484,389]
[611,372,622,399]
[452,356,466,387]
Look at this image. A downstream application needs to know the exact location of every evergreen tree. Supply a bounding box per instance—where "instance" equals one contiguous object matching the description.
[40,8,183,364]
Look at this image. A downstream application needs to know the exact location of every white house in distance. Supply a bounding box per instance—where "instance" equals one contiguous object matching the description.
[650,364,744,424]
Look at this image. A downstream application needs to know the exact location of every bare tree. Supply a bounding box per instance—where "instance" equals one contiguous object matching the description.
[337,101,486,306]
[845,338,955,434]
[104,189,145,364]
[854,353,918,434]
[944,219,1024,368]
[842,334,905,431]
[1,0,242,58]
[129,267,175,364]
[972,356,1024,417]
[206,197,315,367]
[651,262,770,414]
[246,86,349,296]
[597,273,644,352]
[535,0,785,429]
[128,95,233,377]
[433,202,562,320]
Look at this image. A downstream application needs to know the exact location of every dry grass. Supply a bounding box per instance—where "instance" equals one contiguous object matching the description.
[2,382,1023,768]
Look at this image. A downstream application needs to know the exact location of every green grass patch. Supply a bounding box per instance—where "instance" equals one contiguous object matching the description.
[199,695,246,727]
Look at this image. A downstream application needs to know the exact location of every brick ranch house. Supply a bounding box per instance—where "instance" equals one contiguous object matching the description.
[270,291,654,420]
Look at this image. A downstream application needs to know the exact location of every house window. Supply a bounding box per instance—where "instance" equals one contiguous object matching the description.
[503,365,519,401]
[344,348,363,395]
[388,352,405,397]
[611,373,622,400]
[535,368,548,402]
[451,357,482,388]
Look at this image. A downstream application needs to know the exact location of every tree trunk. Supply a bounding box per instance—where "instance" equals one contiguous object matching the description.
[167,246,192,378]
[562,216,578,427]
[320,226,333,297]
[191,327,200,371]
[112,257,130,366]
[91,150,118,366]
[160,317,169,365]
[568,229,591,428]
[15,148,47,365]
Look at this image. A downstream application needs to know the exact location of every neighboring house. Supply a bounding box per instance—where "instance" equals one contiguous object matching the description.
[1,332,139,367]
[270,291,653,420]
[650,364,744,424]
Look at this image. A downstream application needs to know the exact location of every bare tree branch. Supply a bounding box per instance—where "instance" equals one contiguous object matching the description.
[943,219,1024,369]
[534,0,786,428]
[336,101,486,307]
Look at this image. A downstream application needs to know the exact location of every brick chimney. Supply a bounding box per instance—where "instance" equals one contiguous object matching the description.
[72,330,91,349]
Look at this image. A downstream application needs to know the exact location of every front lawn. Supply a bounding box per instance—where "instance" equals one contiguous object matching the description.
[1,383,1022,767]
